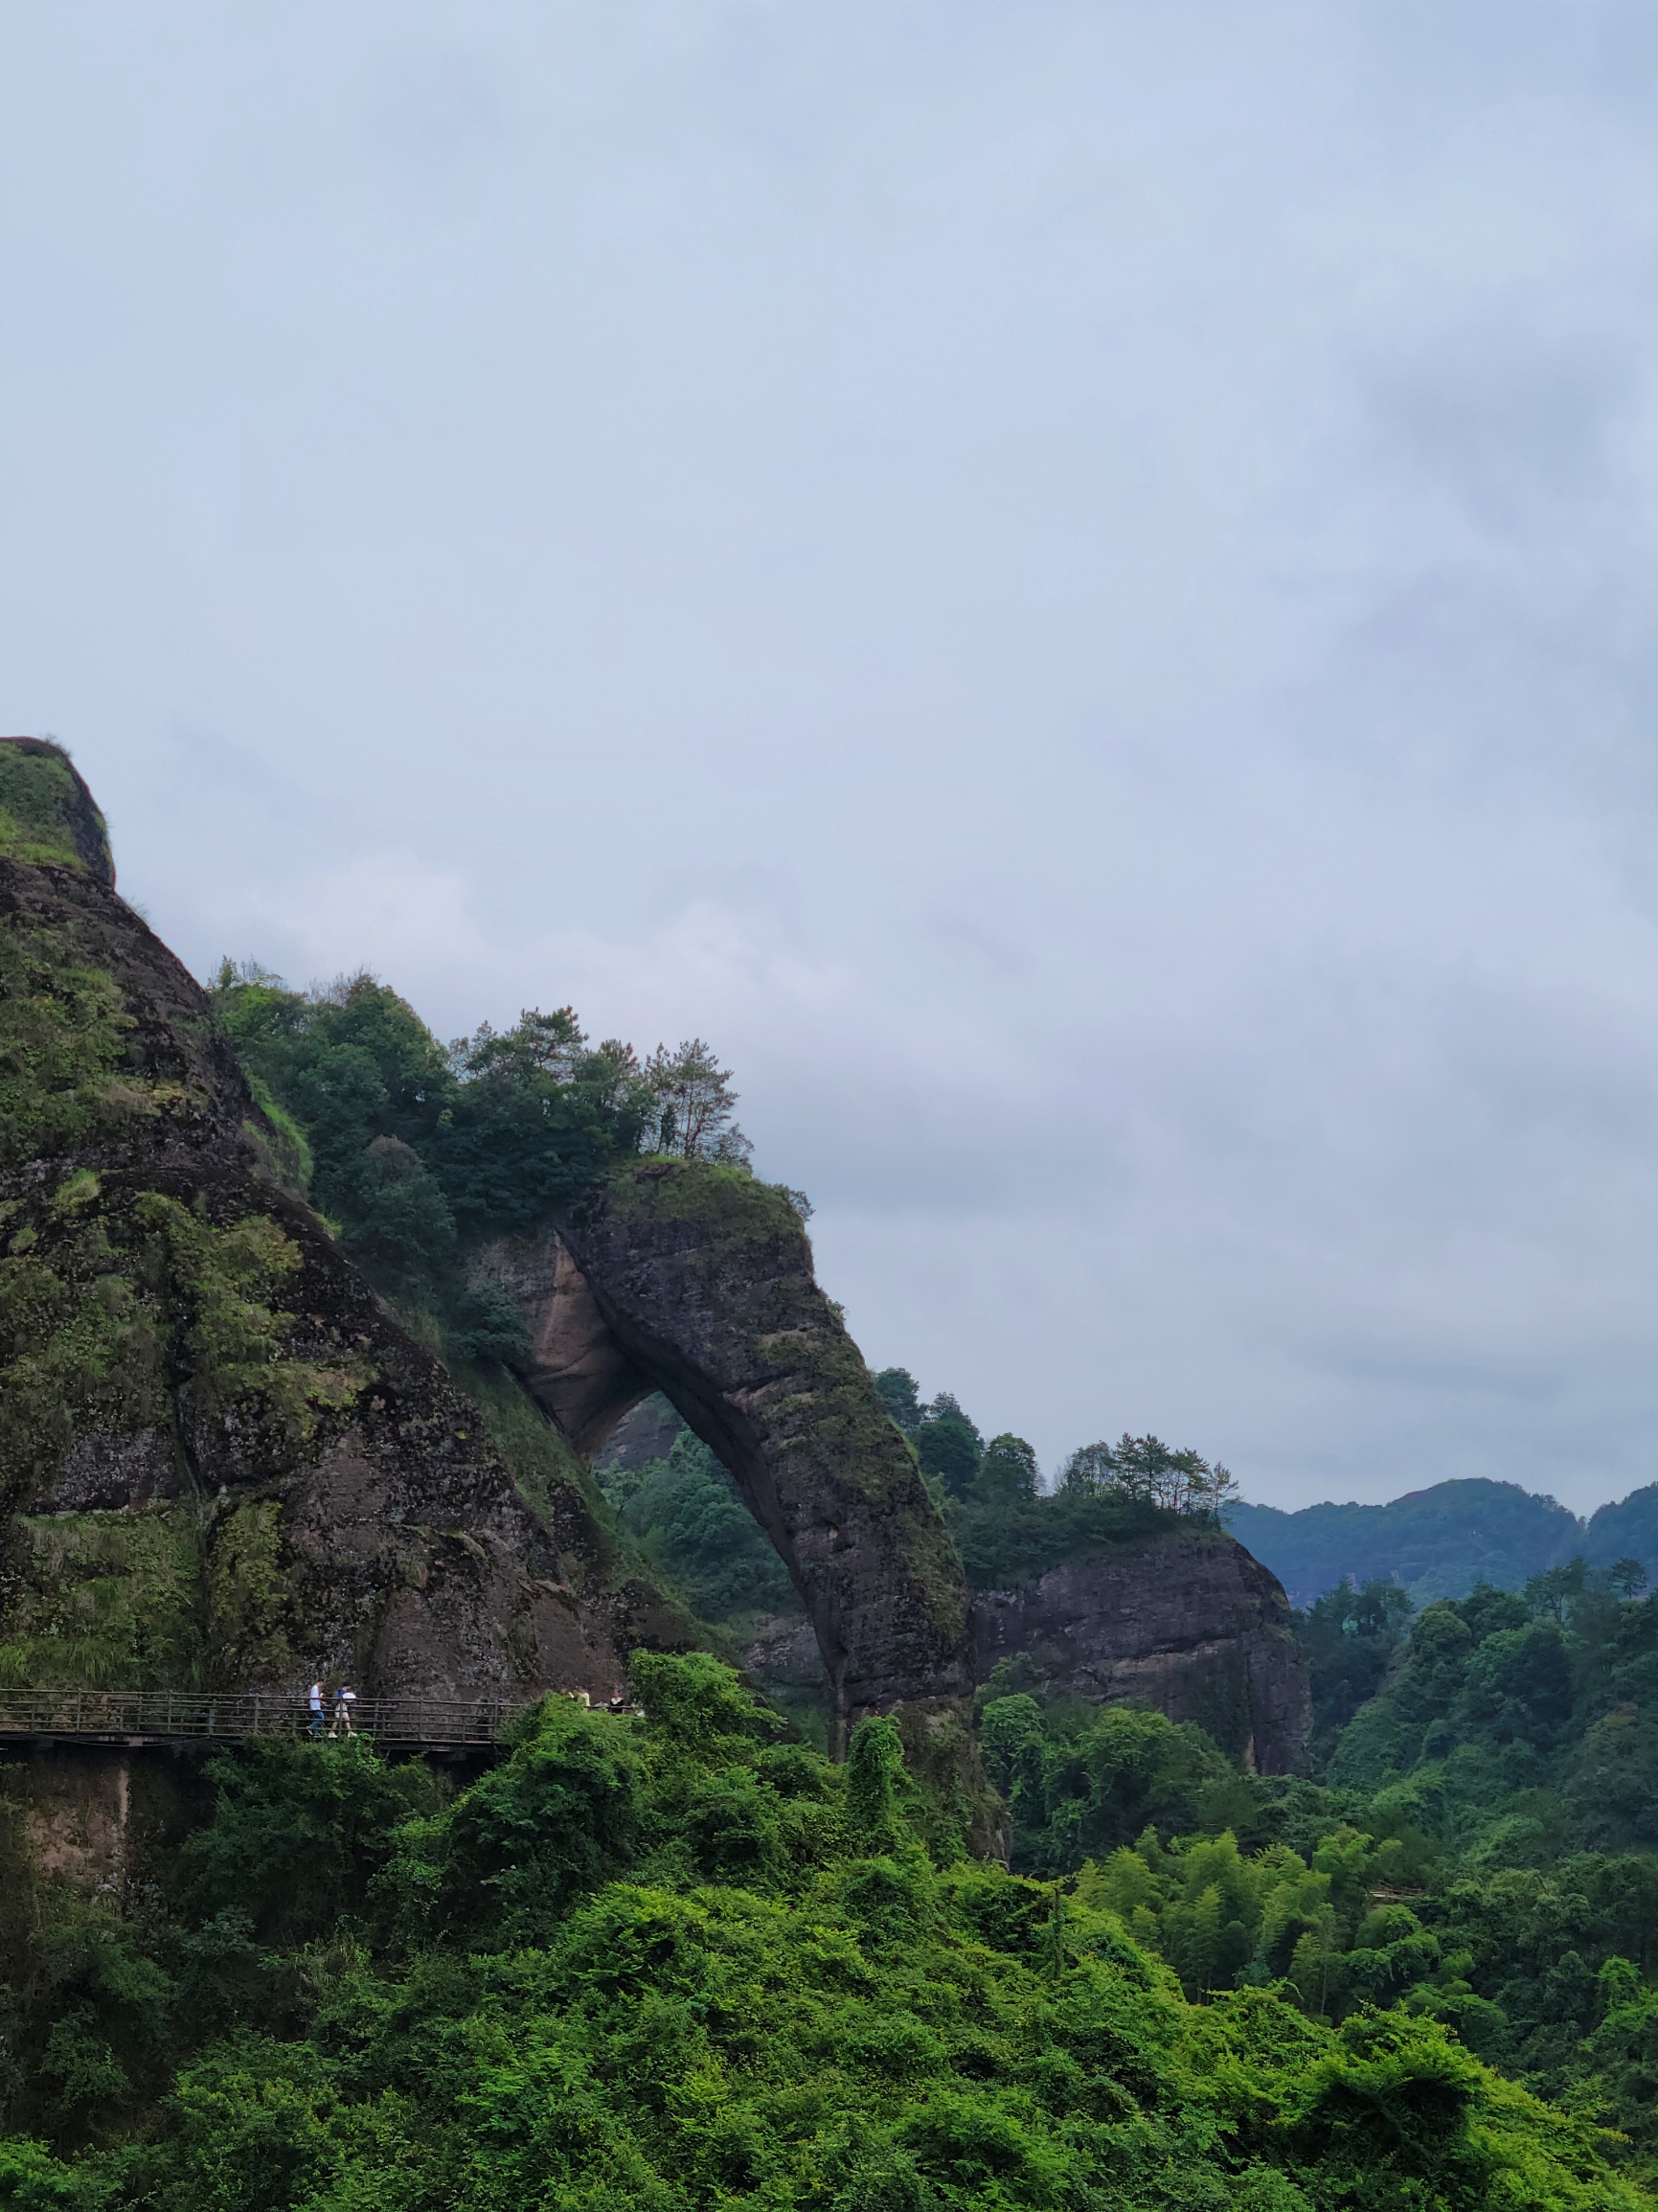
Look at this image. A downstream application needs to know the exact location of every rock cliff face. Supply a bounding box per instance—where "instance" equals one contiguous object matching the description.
[475,1164,975,1762]
[742,1524,1310,1775]
[0,741,681,1701]
[971,1526,1310,1771]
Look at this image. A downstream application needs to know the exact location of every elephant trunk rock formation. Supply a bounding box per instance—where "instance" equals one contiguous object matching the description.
[474,1162,975,1759]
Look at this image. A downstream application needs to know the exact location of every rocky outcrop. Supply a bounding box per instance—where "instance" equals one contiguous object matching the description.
[744,1525,1311,1774]
[475,1164,975,1763]
[0,741,682,1703]
[971,1526,1310,1770]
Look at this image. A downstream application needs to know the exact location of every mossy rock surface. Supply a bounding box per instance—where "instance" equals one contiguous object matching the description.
[0,741,112,880]
[0,776,690,1706]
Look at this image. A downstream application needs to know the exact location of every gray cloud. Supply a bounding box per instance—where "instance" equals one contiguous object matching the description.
[7,1,1658,1507]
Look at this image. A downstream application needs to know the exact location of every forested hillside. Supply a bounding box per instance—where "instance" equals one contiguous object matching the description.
[1226,1481,1658,1611]
[0,1653,1644,2209]
[971,1571,1658,2177]
[582,1375,1658,2191]
[597,1362,1658,2191]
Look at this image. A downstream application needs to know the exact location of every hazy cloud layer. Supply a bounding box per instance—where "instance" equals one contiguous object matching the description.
[7,2,1658,1508]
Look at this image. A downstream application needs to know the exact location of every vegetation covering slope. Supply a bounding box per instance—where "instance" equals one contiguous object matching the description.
[1225,1484,1585,1610]
[598,1425,796,1630]
[981,1555,1658,2172]
[0,1653,1641,2211]
[0,741,111,877]
[583,1372,1658,2185]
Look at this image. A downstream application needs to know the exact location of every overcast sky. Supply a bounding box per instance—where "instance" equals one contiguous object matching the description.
[10,4,1658,1512]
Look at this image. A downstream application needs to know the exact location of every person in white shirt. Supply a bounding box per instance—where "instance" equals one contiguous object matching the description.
[308,1679,326,1738]
[329,1686,357,1739]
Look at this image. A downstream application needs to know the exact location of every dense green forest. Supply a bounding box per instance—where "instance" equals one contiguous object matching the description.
[957,1540,1658,2182]
[599,1427,796,1630]
[608,1370,1658,2191]
[0,1653,1645,2208]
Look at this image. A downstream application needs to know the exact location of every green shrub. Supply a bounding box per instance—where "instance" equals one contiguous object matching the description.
[0,1654,1641,2208]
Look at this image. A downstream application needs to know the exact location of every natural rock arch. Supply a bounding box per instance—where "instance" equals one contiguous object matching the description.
[473,1158,974,1758]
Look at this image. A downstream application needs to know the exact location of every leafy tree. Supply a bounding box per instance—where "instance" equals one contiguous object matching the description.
[913,1394,983,1497]
[172,1739,445,1947]
[972,1433,1039,1506]
[1062,1433,1235,1517]
[1061,1440,1120,1493]
[640,1038,752,1164]
[425,1007,648,1241]
[981,1695,1243,1875]
[873,1367,921,1433]
[1525,1558,1591,1624]
[447,1004,588,1084]
[1292,1579,1414,1767]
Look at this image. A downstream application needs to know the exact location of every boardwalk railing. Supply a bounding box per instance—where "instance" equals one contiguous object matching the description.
[0,1690,518,1747]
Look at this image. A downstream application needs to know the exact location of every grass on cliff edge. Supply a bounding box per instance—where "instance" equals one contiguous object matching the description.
[0,1652,1642,2211]
[0,744,110,877]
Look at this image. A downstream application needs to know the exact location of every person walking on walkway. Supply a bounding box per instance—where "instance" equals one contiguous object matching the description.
[329,1685,357,1739]
[307,1679,326,1738]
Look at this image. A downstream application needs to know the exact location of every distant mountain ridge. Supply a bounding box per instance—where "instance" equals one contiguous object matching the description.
[1226,1476,1658,1608]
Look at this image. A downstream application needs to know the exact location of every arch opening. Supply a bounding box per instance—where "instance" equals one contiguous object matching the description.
[476,1169,973,1760]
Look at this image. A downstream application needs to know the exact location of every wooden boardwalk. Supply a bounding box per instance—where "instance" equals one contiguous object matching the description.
[0,1690,519,1750]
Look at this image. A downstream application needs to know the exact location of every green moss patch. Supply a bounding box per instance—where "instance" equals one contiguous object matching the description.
[456,1357,602,1522]
[206,1499,295,1690]
[0,1179,373,1526]
[0,916,169,1170]
[0,1503,204,1689]
[0,743,111,878]
[132,1193,371,1442]
[603,1155,802,1245]
[0,1218,170,1508]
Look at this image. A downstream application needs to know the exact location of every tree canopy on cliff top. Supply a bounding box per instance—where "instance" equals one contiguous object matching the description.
[211,964,752,1323]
